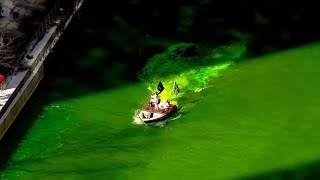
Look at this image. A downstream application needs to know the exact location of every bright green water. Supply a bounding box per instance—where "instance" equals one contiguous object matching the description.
[2,42,320,180]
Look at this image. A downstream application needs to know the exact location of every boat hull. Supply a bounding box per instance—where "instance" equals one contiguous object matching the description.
[138,104,177,125]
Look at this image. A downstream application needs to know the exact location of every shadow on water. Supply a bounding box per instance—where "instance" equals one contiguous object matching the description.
[0,0,179,168]
[0,0,171,169]
[0,16,147,170]
[238,160,320,180]
[0,84,49,170]
[0,124,164,178]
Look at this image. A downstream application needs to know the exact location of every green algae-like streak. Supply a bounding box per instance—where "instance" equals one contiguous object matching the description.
[2,43,320,179]
[139,42,246,105]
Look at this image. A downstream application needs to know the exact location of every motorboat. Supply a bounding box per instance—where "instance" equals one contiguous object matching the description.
[138,103,177,125]
[136,81,179,126]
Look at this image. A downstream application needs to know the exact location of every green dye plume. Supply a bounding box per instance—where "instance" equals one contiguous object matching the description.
[139,42,246,105]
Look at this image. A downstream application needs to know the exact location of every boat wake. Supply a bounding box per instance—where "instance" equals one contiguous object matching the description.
[132,109,144,125]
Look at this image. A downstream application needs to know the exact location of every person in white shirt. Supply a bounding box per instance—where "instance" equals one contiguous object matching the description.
[150,93,160,110]
[158,100,170,110]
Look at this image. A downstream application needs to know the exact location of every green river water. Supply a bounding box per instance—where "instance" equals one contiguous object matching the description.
[1,27,320,179]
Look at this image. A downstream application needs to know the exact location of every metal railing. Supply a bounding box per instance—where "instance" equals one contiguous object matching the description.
[5,0,78,83]
[2,0,80,105]
[16,0,62,67]
[5,0,77,90]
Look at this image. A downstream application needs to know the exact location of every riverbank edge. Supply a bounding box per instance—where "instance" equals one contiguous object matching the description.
[0,0,85,141]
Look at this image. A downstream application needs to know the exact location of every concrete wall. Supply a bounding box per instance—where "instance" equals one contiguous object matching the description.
[0,66,43,140]
[0,0,84,140]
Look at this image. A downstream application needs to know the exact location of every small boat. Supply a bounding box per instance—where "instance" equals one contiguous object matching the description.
[136,81,179,125]
[138,103,177,125]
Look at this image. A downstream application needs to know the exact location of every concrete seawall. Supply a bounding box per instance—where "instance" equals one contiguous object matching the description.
[0,0,84,140]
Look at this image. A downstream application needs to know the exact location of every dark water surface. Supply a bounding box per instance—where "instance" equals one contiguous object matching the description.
[2,38,320,179]
[1,2,320,179]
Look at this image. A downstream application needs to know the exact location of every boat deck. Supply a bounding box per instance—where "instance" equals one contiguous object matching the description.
[143,104,175,114]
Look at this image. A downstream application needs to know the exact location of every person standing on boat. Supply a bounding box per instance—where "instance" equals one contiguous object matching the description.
[158,100,170,110]
[150,93,160,110]
[149,82,165,110]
